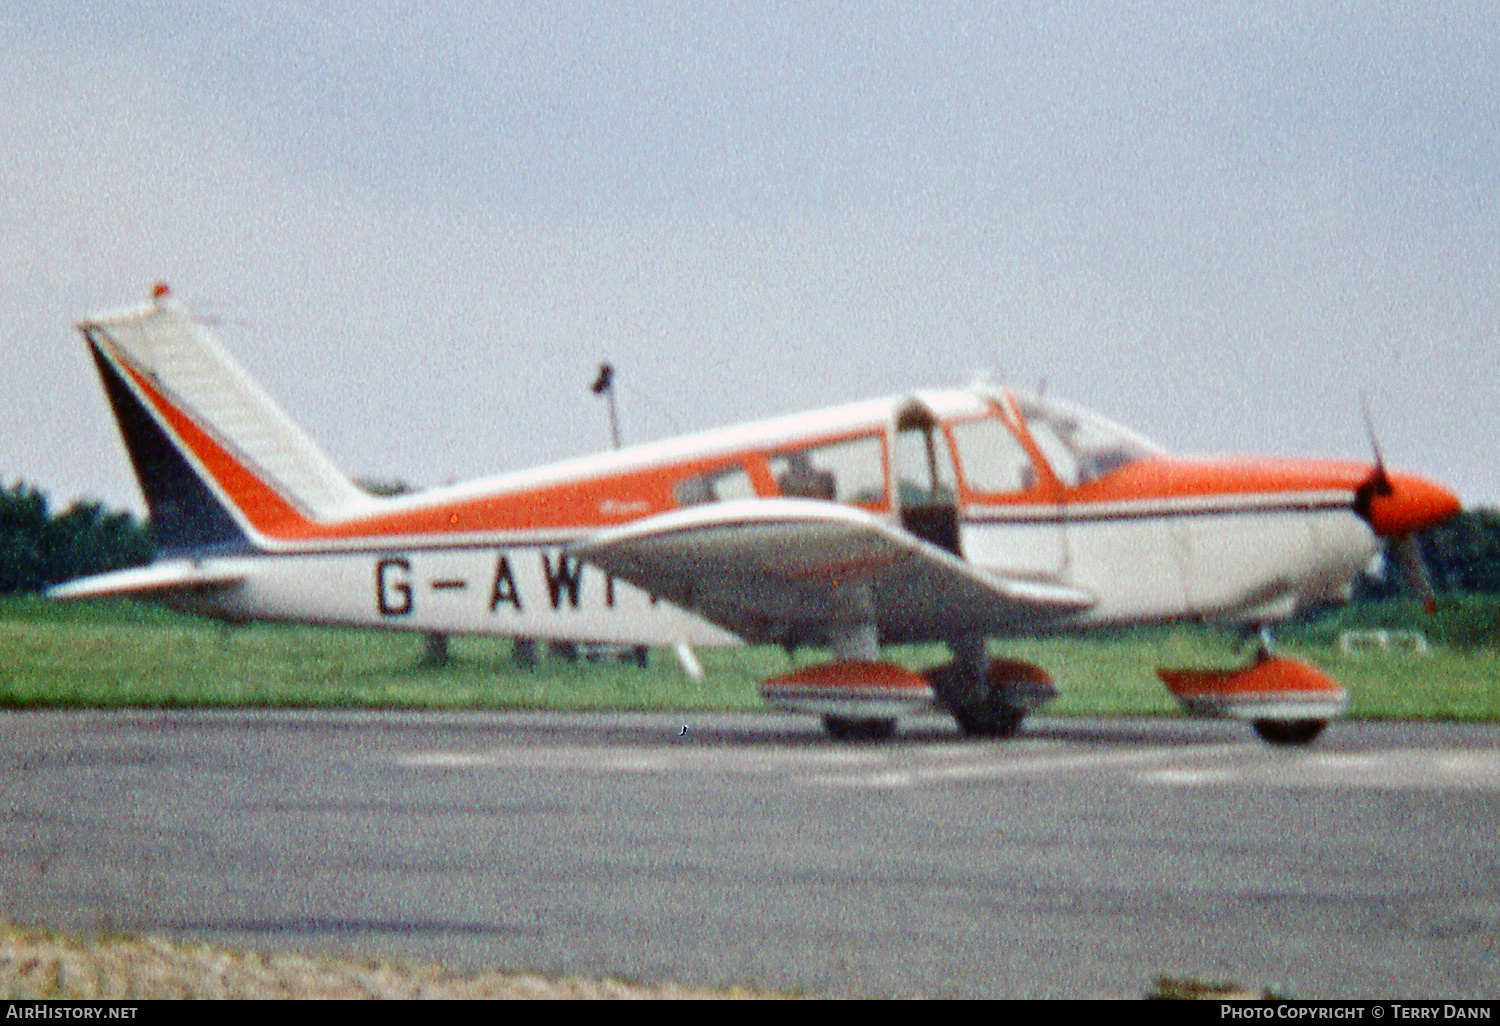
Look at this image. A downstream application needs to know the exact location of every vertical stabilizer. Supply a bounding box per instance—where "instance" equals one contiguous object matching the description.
[80,291,377,551]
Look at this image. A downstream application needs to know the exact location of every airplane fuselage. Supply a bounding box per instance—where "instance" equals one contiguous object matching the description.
[152,387,1385,645]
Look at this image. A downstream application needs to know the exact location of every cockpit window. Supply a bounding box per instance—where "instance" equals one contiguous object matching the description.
[948,415,1035,494]
[1017,398,1160,487]
[769,434,886,506]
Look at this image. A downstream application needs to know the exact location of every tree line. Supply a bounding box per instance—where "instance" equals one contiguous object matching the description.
[5,477,1500,599]
[0,481,154,594]
[1416,507,1500,594]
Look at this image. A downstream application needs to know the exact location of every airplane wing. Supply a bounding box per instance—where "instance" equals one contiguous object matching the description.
[569,499,1094,645]
[48,560,248,601]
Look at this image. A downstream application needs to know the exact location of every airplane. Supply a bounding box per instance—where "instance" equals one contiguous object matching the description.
[52,284,1463,745]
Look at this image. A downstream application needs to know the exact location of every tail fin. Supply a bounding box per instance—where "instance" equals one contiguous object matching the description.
[79,287,377,554]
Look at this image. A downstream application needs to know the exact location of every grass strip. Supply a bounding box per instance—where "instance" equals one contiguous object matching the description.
[2,596,1497,720]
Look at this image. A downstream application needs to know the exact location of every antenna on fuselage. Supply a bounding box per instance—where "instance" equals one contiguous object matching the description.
[591,362,621,450]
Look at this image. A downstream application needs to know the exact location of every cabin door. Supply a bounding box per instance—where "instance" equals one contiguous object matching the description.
[894,405,963,556]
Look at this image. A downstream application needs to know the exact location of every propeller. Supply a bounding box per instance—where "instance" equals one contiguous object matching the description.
[1352,396,1454,613]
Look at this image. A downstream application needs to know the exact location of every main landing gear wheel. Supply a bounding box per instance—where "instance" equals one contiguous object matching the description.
[951,700,1024,739]
[1252,719,1328,746]
[929,648,1055,740]
[822,716,897,742]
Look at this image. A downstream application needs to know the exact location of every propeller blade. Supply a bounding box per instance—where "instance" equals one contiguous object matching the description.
[1359,392,1387,472]
[1353,393,1394,525]
[1391,534,1437,614]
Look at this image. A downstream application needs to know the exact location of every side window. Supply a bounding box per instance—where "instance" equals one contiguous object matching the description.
[769,434,886,506]
[949,416,1035,494]
[674,465,757,506]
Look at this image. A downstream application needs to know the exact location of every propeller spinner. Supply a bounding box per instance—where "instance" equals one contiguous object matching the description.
[1352,401,1462,611]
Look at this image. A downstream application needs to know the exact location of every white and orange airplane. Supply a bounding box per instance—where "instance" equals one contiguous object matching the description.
[54,285,1462,744]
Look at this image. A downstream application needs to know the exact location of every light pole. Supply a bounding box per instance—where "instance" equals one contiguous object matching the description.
[591,361,620,450]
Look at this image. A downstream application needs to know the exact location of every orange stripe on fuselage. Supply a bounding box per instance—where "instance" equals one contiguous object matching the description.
[117,351,697,541]
[959,455,1369,514]
[1065,456,1369,506]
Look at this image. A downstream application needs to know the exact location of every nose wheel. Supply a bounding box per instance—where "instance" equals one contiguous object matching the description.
[1159,631,1346,746]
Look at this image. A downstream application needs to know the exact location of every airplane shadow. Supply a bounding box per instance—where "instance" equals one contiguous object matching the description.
[529,714,1245,751]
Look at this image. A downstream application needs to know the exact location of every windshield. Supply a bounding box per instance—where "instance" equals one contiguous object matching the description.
[1016,397,1161,487]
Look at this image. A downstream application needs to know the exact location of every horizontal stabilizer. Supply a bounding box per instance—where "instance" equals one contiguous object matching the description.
[48,561,248,601]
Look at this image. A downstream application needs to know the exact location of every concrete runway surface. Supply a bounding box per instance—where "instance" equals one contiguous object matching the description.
[1,709,1497,998]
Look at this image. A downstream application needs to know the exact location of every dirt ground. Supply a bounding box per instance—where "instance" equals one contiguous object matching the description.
[0,922,786,1000]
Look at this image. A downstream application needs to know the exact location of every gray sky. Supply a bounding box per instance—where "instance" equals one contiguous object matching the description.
[4,2,1498,514]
